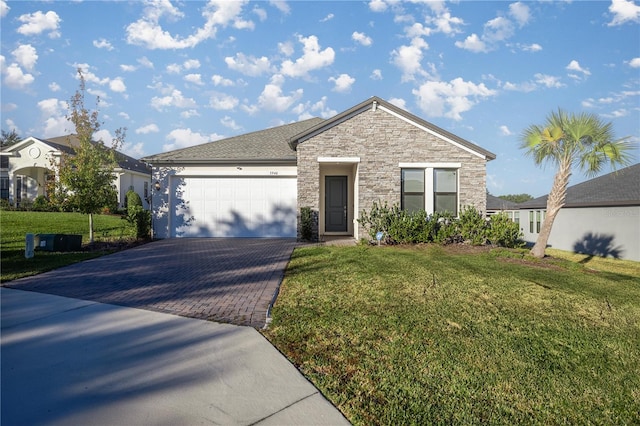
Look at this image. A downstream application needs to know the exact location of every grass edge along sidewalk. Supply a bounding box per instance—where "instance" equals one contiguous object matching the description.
[264,244,640,425]
[1,210,139,283]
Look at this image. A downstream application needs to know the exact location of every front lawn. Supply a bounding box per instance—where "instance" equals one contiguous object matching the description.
[1,210,137,282]
[264,245,640,425]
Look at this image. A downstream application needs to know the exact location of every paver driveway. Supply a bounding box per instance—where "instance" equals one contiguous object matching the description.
[4,238,298,328]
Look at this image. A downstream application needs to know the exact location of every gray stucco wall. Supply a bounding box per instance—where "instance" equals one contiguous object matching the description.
[521,206,640,261]
[297,106,489,240]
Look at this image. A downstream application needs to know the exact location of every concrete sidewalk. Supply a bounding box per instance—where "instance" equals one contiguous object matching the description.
[1,287,350,425]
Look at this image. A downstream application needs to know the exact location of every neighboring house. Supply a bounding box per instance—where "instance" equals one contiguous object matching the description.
[519,163,640,261]
[143,96,496,240]
[0,135,151,209]
[486,194,521,225]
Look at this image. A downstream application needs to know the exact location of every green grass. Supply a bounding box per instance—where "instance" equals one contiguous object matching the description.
[1,210,136,282]
[264,245,640,425]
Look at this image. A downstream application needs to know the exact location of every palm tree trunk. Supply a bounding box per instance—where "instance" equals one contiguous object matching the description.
[530,158,572,258]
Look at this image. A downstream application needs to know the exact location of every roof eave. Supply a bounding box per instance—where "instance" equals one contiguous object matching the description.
[142,158,297,166]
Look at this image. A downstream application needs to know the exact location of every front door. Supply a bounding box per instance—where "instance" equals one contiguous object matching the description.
[325,176,348,232]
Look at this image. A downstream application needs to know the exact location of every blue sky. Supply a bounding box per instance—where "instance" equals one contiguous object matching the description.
[1,0,639,197]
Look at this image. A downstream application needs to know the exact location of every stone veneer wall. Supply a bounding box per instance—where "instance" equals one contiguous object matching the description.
[297,106,489,240]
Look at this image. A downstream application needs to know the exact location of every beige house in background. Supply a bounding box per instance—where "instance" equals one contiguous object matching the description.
[0,135,151,209]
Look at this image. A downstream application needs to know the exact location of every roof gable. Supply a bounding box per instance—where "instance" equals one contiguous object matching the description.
[289,96,496,161]
[142,118,324,164]
[520,163,640,209]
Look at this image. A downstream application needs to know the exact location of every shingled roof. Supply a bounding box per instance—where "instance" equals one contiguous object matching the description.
[487,194,520,211]
[519,163,640,209]
[142,118,325,164]
[45,135,150,175]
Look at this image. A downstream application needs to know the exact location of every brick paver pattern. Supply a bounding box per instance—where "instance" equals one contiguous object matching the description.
[5,239,298,328]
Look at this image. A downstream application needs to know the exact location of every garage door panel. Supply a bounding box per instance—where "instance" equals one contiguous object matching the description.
[171,177,297,238]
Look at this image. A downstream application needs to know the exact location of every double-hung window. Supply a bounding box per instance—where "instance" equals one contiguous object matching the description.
[434,169,457,216]
[401,169,425,213]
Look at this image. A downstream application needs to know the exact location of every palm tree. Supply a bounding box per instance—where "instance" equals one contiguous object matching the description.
[520,109,634,258]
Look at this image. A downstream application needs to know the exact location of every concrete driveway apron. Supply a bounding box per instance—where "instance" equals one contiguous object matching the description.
[4,238,298,328]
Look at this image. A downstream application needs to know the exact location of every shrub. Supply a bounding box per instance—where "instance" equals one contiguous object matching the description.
[300,206,314,241]
[458,206,488,245]
[487,212,524,248]
[0,199,13,211]
[124,189,150,239]
[32,195,53,212]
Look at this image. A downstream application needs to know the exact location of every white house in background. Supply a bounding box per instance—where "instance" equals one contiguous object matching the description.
[0,135,151,209]
[142,96,496,240]
[519,163,640,262]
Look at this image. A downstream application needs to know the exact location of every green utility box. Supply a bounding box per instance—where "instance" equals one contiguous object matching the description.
[35,234,83,252]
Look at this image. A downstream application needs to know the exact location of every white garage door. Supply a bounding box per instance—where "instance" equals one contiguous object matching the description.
[170,177,297,238]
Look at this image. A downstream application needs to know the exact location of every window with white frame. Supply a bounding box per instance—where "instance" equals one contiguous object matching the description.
[434,168,457,216]
[401,169,425,213]
[0,176,8,200]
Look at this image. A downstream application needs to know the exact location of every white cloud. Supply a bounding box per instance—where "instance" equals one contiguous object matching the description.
[220,116,242,130]
[370,69,383,80]
[135,124,159,134]
[49,82,61,92]
[121,64,137,72]
[138,57,154,69]
[209,92,239,110]
[37,98,69,137]
[120,142,146,159]
[320,13,334,22]
[257,74,303,112]
[126,0,253,49]
[4,118,19,134]
[17,10,61,38]
[118,112,130,120]
[280,35,335,78]
[1,0,9,18]
[253,6,267,21]
[352,31,373,46]
[455,34,487,53]
[278,41,294,56]
[270,1,291,14]
[109,77,126,93]
[93,38,114,51]
[369,0,388,12]
[12,44,38,71]
[427,11,465,35]
[183,59,201,70]
[180,109,200,119]
[534,73,564,88]
[329,73,355,93]
[225,53,272,76]
[212,74,234,86]
[566,60,591,76]
[166,63,182,74]
[521,43,542,52]
[293,96,337,120]
[413,78,497,120]
[509,2,530,27]
[484,16,514,43]
[150,89,197,111]
[608,0,640,26]
[163,128,223,152]
[629,57,640,68]
[499,125,512,136]
[388,97,407,110]
[1,57,35,90]
[184,73,204,85]
[391,37,429,81]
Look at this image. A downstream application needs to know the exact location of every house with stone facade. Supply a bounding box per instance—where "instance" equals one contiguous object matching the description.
[142,96,496,241]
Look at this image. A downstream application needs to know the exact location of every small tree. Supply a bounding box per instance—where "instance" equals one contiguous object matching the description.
[520,109,634,258]
[53,69,125,242]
